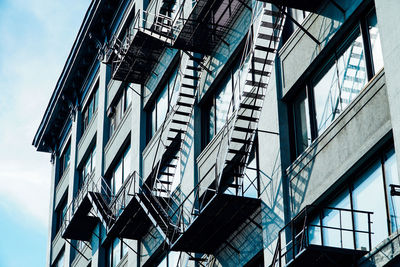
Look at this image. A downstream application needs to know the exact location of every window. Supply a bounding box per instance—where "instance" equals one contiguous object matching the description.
[147,66,180,141]
[59,141,71,178]
[110,145,131,195]
[107,238,127,267]
[55,195,68,234]
[80,146,96,188]
[82,82,99,133]
[204,58,241,146]
[291,9,383,158]
[308,147,398,249]
[109,84,132,137]
[53,249,65,267]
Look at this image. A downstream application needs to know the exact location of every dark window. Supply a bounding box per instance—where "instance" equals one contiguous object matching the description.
[82,82,99,134]
[79,145,96,188]
[106,238,127,267]
[290,9,383,159]
[307,147,398,249]
[203,58,241,147]
[55,195,68,234]
[147,66,180,141]
[109,85,132,137]
[59,141,71,178]
[109,145,131,195]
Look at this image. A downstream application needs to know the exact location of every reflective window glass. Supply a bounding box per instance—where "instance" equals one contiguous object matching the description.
[384,149,400,232]
[367,11,384,73]
[293,90,311,156]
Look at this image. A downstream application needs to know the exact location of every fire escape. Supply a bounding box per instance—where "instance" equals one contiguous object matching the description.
[61,175,114,259]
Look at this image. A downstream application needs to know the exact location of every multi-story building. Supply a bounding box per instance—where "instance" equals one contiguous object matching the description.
[33,0,400,266]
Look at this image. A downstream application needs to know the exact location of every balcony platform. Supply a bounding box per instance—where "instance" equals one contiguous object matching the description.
[107,194,151,240]
[285,245,368,267]
[173,0,244,54]
[62,193,99,241]
[112,30,168,84]
[171,193,260,253]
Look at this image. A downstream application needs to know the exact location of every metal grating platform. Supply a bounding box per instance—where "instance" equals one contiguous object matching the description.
[171,194,261,253]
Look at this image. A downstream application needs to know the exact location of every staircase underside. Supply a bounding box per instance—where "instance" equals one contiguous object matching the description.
[171,194,261,253]
[285,245,368,267]
[173,0,244,54]
[112,31,166,84]
[107,194,152,240]
[62,195,99,241]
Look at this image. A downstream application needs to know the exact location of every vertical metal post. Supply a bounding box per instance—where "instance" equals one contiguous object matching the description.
[339,209,343,248]
[368,213,372,251]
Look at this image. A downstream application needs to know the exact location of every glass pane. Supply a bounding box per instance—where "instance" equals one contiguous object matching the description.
[216,77,233,133]
[208,105,215,142]
[367,10,384,74]
[157,87,168,130]
[384,149,400,232]
[114,161,123,195]
[337,31,367,111]
[352,161,387,249]
[112,238,121,267]
[313,61,338,135]
[308,217,321,246]
[125,86,132,109]
[169,67,180,109]
[123,147,131,183]
[293,90,311,156]
[151,105,156,138]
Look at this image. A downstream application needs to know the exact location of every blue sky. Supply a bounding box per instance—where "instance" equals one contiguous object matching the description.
[0,0,89,266]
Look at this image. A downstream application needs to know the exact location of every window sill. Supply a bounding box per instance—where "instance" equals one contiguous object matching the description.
[286,68,386,176]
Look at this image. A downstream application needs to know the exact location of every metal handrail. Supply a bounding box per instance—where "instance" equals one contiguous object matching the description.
[275,205,374,266]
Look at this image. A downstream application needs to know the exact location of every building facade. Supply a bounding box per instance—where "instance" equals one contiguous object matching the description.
[33,0,400,266]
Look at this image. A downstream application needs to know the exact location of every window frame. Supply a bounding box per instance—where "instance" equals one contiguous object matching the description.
[55,194,68,235]
[81,81,99,134]
[109,84,132,137]
[289,7,382,161]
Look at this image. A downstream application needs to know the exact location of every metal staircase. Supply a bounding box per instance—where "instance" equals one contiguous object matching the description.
[215,5,286,195]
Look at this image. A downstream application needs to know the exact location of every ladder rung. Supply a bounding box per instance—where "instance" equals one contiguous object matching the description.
[164,163,177,168]
[237,115,258,122]
[240,103,262,110]
[158,179,173,183]
[264,9,281,17]
[225,160,246,166]
[253,56,274,65]
[170,128,185,133]
[187,66,202,71]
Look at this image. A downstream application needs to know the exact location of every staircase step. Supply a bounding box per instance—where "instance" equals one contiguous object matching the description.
[254,45,276,54]
[231,137,252,144]
[187,65,202,71]
[234,126,255,133]
[264,9,281,17]
[170,128,185,133]
[237,115,259,122]
[181,83,197,89]
[228,149,249,155]
[159,171,174,176]
[258,33,280,42]
[250,69,271,77]
[184,74,199,80]
[179,92,195,98]
[172,119,189,125]
[253,56,274,65]
[240,103,262,110]
[157,179,173,184]
[176,101,193,107]
[175,110,191,116]
[242,92,265,99]
[245,80,267,88]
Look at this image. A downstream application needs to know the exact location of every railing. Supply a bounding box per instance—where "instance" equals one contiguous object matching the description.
[272,206,373,267]
[62,173,113,236]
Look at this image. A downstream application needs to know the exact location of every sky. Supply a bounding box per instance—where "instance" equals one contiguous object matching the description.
[0,0,90,266]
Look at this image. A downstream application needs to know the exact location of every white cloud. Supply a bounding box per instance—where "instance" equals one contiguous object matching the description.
[0,0,90,227]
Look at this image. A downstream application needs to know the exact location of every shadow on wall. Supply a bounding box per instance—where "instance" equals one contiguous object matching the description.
[289,143,318,217]
[214,209,264,266]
